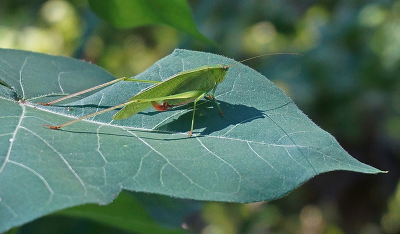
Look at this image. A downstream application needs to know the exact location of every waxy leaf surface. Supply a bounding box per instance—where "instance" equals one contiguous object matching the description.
[0,49,382,232]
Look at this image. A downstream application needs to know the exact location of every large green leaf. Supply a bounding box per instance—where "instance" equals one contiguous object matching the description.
[56,192,186,234]
[88,0,213,44]
[0,48,382,232]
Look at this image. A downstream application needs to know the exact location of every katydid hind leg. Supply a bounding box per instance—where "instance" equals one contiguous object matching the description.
[43,101,132,129]
[44,89,207,130]
[39,77,126,106]
[39,77,161,106]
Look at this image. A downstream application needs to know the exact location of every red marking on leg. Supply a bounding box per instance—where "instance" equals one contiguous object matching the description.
[151,101,173,111]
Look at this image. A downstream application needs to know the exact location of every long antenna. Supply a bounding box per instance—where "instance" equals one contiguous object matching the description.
[230,52,303,67]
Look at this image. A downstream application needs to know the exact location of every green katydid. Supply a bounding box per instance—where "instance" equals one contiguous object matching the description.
[41,53,299,136]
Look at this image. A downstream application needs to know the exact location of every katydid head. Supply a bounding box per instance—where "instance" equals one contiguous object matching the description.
[209,64,230,84]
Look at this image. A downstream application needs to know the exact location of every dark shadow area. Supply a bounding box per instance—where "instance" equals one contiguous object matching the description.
[0,78,12,90]
[0,79,20,101]
[154,100,279,136]
[44,99,292,139]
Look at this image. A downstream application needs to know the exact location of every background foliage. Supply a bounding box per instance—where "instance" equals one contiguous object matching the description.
[0,0,398,233]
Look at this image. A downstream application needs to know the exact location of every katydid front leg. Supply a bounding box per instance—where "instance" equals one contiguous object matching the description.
[187,92,208,136]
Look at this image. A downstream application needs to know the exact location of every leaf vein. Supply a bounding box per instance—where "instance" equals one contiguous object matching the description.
[9,160,54,204]
[20,126,88,195]
[196,138,242,193]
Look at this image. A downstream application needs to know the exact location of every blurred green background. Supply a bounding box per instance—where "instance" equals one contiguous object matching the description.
[1,0,399,233]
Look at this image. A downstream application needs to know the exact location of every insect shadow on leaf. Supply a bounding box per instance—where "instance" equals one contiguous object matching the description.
[154,100,273,136]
